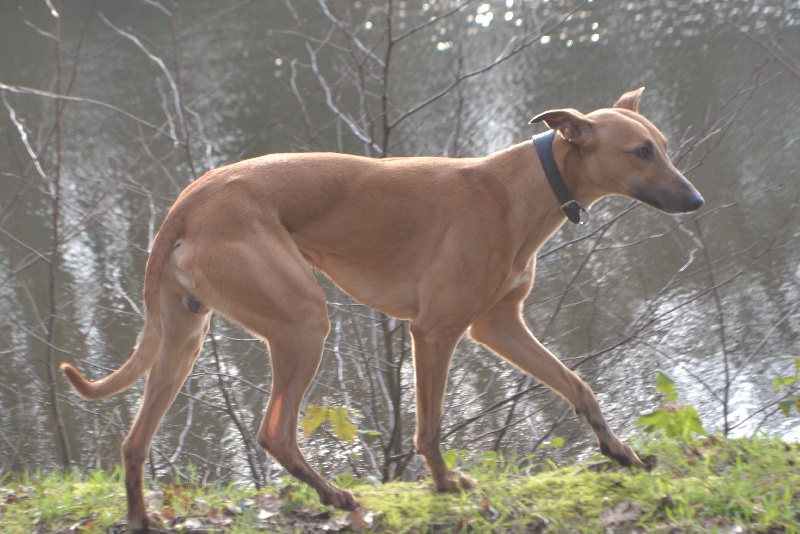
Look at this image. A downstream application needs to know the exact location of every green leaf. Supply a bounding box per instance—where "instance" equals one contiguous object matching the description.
[635,410,667,425]
[778,397,800,417]
[779,399,793,417]
[301,405,357,441]
[772,376,796,393]
[655,371,678,401]
[549,437,565,448]
[635,411,670,433]
[679,406,707,438]
[301,404,329,437]
[442,449,458,470]
[329,407,357,442]
[481,451,499,463]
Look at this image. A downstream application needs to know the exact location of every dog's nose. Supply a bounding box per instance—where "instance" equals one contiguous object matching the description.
[685,191,704,212]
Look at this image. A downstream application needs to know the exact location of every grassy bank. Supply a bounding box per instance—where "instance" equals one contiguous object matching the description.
[1,436,797,532]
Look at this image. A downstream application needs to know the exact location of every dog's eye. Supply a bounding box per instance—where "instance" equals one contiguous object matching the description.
[635,144,653,161]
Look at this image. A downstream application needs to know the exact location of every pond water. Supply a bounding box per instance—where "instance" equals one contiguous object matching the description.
[0,0,798,487]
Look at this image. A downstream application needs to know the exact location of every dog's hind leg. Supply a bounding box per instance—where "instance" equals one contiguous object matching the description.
[122,290,211,533]
[469,292,643,468]
[199,229,358,511]
[257,324,359,509]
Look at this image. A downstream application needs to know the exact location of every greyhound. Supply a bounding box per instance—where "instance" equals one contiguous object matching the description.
[61,88,703,532]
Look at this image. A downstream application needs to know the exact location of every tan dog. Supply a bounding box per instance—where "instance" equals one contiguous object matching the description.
[61,88,703,532]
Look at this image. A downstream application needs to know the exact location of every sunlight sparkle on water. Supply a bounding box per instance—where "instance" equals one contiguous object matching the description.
[475,3,493,27]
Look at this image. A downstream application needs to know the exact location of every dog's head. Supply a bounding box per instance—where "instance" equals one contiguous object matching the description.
[530,88,704,214]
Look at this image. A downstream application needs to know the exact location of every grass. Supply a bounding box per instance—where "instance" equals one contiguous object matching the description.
[1,435,797,532]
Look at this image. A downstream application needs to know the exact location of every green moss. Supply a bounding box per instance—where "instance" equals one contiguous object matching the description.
[0,469,127,533]
[1,436,798,532]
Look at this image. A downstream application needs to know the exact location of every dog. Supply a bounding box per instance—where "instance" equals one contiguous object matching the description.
[61,88,703,532]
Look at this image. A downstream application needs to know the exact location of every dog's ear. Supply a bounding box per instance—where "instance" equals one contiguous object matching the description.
[613,87,645,113]
[530,109,595,146]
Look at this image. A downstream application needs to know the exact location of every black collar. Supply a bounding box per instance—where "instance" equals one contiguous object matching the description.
[532,130,589,225]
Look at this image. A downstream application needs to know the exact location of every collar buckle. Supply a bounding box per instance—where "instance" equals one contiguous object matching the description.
[560,200,590,225]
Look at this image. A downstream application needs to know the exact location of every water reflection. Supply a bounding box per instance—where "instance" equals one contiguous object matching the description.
[0,0,797,486]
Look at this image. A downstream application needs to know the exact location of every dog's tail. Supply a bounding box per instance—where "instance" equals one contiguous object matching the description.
[60,319,160,399]
[60,209,186,400]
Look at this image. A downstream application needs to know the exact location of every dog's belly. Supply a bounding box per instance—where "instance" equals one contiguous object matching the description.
[318,260,420,320]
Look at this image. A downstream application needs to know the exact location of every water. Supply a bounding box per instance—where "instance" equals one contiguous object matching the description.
[0,0,798,486]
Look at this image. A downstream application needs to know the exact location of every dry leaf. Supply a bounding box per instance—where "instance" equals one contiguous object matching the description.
[322,506,380,532]
[278,485,295,499]
[143,490,164,507]
[174,517,204,531]
[601,500,646,528]
[254,492,284,519]
[477,498,499,521]
[223,504,243,516]
[69,520,98,532]
[207,514,234,527]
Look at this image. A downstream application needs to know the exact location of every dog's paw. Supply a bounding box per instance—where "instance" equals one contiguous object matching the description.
[435,471,478,493]
[600,440,644,468]
[127,511,165,533]
[458,471,478,490]
[322,487,359,511]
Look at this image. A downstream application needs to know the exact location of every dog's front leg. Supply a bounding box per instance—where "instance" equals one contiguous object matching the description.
[469,301,643,468]
[410,324,478,492]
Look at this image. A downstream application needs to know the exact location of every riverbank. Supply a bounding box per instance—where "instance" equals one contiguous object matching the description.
[1,436,797,533]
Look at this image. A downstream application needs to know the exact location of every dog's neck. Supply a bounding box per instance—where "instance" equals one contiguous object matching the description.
[478,137,611,255]
[549,134,606,215]
[532,131,588,225]
[477,142,578,259]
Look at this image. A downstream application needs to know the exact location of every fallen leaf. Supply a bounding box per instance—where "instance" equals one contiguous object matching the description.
[278,485,295,499]
[174,517,204,531]
[526,513,549,532]
[601,500,646,528]
[254,492,284,519]
[257,508,278,520]
[322,506,380,532]
[223,504,243,516]
[69,519,98,532]
[236,497,255,508]
[306,510,333,521]
[348,507,381,531]
[496,503,549,531]
[455,517,475,531]
[477,498,499,521]
[718,523,744,534]
[658,493,675,511]
[207,514,234,527]
[143,490,164,507]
